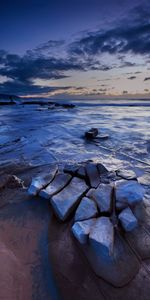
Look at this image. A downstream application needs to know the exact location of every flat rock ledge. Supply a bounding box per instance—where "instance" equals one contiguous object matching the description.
[27,161,145,287]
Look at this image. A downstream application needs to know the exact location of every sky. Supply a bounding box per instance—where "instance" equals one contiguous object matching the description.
[0,0,150,99]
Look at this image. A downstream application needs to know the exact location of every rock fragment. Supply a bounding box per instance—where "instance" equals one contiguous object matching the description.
[89,217,114,255]
[85,163,100,188]
[51,177,88,221]
[76,166,86,179]
[97,163,108,175]
[28,164,58,196]
[118,207,138,232]
[88,184,113,214]
[39,173,71,199]
[74,197,98,222]
[72,219,96,244]
[115,180,145,208]
[63,164,79,176]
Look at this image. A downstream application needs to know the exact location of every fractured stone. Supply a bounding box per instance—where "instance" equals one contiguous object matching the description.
[115,180,145,207]
[85,163,100,188]
[116,169,137,180]
[89,217,114,256]
[51,177,88,221]
[72,218,96,244]
[74,197,98,222]
[118,207,138,232]
[88,184,113,214]
[28,164,58,196]
[39,173,71,199]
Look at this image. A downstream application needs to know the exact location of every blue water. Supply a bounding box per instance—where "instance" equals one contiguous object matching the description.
[0,100,150,173]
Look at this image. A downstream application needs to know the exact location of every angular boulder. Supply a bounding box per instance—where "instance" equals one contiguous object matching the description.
[97,163,108,175]
[115,180,145,207]
[74,197,98,222]
[76,166,86,179]
[85,163,100,188]
[51,177,88,221]
[39,173,71,199]
[118,207,138,232]
[72,218,96,244]
[63,164,79,176]
[89,217,114,256]
[88,184,113,214]
[28,164,58,196]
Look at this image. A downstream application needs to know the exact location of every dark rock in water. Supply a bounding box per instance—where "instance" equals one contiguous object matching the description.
[88,184,113,214]
[85,163,100,188]
[89,217,114,255]
[118,207,138,232]
[97,163,108,175]
[72,218,96,244]
[28,164,58,196]
[85,128,98,139]
[115,180,145,208]
[83,230,140,287]
[74,197,98,222]
[63,164,79,176]
[116,169,137,180]
[39,173,71,199]
[51,177,88,221]
[76,166,86,179]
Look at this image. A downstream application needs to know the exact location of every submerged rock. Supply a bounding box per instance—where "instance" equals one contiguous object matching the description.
[51,177,88,221]
[39,173,71,199]
[28,164,58,196]
[118,207,138,232]
[89,217,114,256]
[115,180,145,208]
[74,197,98,222]
[85,163,100,188]
[88,184,113,214]
[72,218,96,244]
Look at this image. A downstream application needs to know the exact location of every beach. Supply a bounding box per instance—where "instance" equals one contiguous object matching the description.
[0,100,150,299]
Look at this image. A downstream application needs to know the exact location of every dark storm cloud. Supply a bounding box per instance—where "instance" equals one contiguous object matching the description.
[69,3,150,57]
[127,76,136,80]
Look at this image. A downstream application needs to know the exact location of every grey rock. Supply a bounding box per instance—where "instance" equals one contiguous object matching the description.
[89,217,114,256]
[85,163,100,188]
[39,173,71,199]
[51,177,88,221]
[76,166,86,179]
[63,164,79,175]
[72,218,96,244]
[116,169,137,180]
[118,207,138,232]
[88,184,113,213]
[97,163,108,175]
[74,197,98,222]
[115,180,145,207]
[28,164,58,196]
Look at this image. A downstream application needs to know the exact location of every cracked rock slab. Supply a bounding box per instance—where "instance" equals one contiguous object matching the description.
[119,207,138,232]
[72,218,96,244]
[51,177,88,221]
[39,173,71,199]
[74,197,98,222]
[115,180,145,208]
[87,184,113,214]
[89,217,114,256]
[85,163,100,188]
[28,164,58,196]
